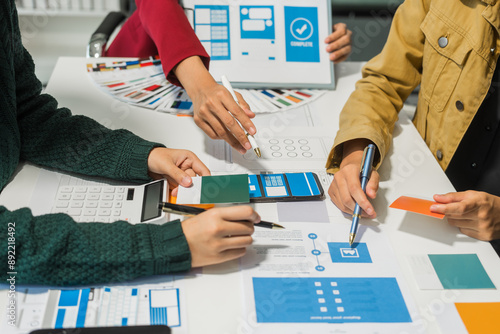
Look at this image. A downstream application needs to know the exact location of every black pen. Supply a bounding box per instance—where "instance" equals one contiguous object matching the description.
[158,202,285,229]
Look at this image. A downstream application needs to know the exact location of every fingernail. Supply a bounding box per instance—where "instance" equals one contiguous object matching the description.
[239,148,247,154]
[249,127,256,135]
[244,142,252,150]
[366,208,374,216]
[181,176,191,186]
[430,205,437,211]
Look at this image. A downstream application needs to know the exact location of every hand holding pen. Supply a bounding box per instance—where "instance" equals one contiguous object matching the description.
[221,75,262,158]
[174,205,261,267]
[349,144,376,245]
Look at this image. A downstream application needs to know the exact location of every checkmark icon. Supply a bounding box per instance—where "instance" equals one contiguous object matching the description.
[296,23,307,35]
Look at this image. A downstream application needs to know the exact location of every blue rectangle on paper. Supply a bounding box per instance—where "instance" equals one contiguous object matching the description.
[328,242,372,263]
[248,175,262,198]
[284,7,320,63]
[240,6,275,40]
[194,5,231,61]
[253,277,411,323]
[122,318,128,326]
[58,290,80,307]
[55,309,66,329]
[132,288,138,296]
[76,289,90,327]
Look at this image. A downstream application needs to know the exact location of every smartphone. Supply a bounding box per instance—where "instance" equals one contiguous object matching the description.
[30,326,170,334]
[248,172,324,202]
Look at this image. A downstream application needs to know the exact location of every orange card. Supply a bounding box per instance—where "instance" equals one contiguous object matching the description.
[455,302,500,333]
[389,196,444,219]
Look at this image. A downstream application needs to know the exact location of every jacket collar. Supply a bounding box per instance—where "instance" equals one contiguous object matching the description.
[482,0,500,34]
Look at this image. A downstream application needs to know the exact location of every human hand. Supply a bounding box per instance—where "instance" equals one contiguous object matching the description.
[181,206,260,267]
[325,23,352,63]
[192,80,256,154]
[174,56,256,154]
[147,147,211,196]
[430,191,500,241]
[328,139,379,218]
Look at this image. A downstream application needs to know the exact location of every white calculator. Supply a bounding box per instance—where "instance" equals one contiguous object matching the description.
[50,178,168,224]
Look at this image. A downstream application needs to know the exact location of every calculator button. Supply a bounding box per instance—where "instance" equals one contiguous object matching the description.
[71,201,84,208]
[100,202,112,208]
[102,194,114,201]
[58,193,71,200]
[285,146,295,151]
[116,187,125,193]
[83,209,97,216]
[112,209,121,216]
[287,152,298,157]
[85,201,98,208]
[60,186,73,193]
[284,139,294,144]
[298,139,308,144]
[88,194,100,201]
[114,202,123,208]
[75,187,87,193]
[98,209,111,216]
[104,187,115,193]
[73,193,86,200]
[68,209,82,216]
[115,194,124,201]
[89,187,101,193]
[55,201,69,208]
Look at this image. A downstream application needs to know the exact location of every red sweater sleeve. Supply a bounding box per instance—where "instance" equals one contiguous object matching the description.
[106,0,210,86]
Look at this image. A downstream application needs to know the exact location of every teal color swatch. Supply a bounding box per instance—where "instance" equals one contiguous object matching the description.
[200,174,249,204]
[428,254,495,289]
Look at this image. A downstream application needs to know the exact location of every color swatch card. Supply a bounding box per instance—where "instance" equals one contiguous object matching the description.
[176,174,250,204]
[407,254,495,290]
[86,58,325,116]
[389,196,445,219]
[455,302,500,334]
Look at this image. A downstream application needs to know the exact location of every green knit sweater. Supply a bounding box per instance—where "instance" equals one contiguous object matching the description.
[0,0,191,286]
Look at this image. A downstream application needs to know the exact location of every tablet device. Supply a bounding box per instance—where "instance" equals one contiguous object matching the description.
[248,172,324,202]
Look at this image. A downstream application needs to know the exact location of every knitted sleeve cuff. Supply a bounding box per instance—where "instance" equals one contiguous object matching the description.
[147,220,192,274]
[117,135,165,182]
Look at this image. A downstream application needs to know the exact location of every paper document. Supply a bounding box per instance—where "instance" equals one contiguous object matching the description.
[239,222,419,333]
[1,280,188,334]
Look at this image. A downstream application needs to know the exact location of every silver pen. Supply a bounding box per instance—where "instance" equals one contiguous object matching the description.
[220,75,261,158]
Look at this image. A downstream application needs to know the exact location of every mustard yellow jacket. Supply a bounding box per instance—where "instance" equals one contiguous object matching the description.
[327,0,500,173]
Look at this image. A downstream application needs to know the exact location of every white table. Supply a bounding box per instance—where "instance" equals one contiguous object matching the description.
[1,58,499,334]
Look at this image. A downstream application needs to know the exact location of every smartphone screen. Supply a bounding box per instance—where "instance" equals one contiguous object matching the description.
[249,172,324,202]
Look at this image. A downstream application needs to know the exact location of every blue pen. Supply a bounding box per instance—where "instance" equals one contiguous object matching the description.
[349,144,376,246]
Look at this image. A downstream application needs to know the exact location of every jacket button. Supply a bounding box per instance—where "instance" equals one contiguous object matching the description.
[471,162,478,169]
[491,47,496,54]
[438,37,448,48]
[436,150,443,160]
[455,100,464,111]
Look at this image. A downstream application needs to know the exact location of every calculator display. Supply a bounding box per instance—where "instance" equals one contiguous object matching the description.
[141,181,164,222]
